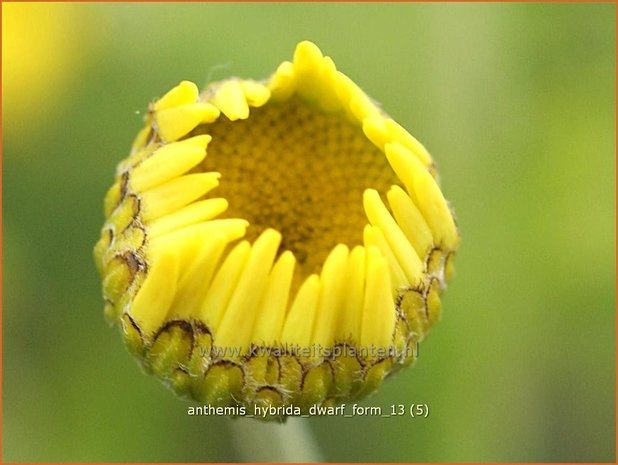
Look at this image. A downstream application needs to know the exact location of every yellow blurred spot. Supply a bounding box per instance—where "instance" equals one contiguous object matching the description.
[2,3,95,124]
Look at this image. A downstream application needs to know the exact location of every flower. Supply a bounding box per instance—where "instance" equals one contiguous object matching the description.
[94,40,459,420]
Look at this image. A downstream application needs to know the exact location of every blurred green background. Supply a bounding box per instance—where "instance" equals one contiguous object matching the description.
[3,2,615,462]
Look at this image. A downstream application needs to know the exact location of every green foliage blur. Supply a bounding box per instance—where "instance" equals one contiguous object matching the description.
[2,3,615,462]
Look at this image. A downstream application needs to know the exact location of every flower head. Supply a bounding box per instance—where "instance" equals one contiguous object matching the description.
[94,40,459,420]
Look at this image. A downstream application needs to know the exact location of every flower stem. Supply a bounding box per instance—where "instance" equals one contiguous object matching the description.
[228,417,323,462]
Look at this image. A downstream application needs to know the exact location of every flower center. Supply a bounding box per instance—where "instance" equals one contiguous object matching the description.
[196,95,399,277]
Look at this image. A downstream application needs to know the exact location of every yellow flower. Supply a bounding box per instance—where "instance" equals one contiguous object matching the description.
[94,40,459,420]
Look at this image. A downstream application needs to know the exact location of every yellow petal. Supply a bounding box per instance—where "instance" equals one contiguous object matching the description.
[362,116,389,151]
[363,224,408,291]
[361,246,396,350]
[336,245,365,343]
[198,241,251,330]
[363,189,423,286]
[148,219,248,259]
[312,244,349,350]
[209,80,250,121]
[280,274,321,348]
[168,232,228,319]
[384,119,432,166]
[215,229,282,355]
[130,251,178,336]
[155,103,219,142]
[240,80,271,108]
[333,71,360,109]
[414,168,459,250]
[293,40,325,102]
[153,80,199,111]
[386,143,459,250]
[316,56,342,113]
[268,60,296,102]
[350,94,381,121]
[384,141,425,204]
[140,172,220,222]
[118,144,156,176]
[130,135,211,192]
[147,198,228,238]
[387,185,434,260]
[293,40,324,79]
[251,251,296,346]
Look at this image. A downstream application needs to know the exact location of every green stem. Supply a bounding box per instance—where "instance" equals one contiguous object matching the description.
[228,417,323,462]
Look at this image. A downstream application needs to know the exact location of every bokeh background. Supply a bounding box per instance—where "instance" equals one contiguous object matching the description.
[3,2,615,462]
